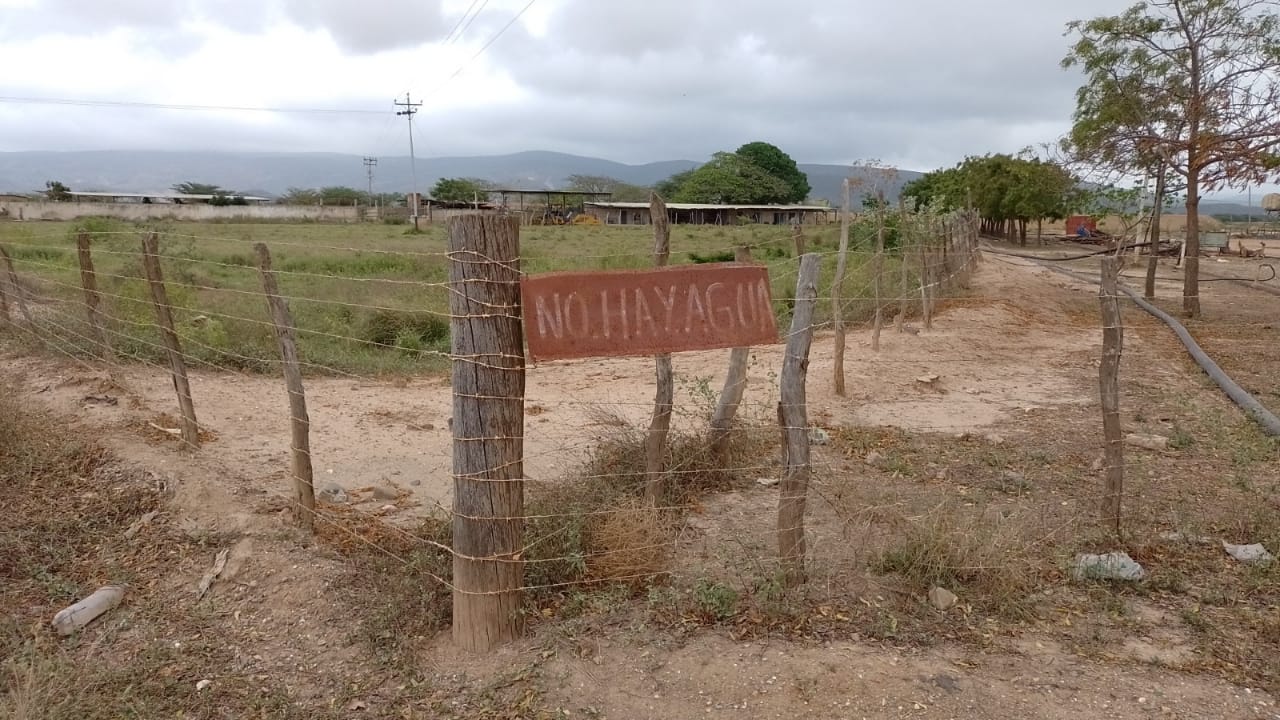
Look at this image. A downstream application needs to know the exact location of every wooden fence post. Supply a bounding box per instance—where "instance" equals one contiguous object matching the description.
[644,193,674,505]
[920,219,934,331]
[140,233,200,450]
[871,191,886,351]
[0,259,11,324]
[0,245,33,325]
[449,214,526,653]
[254,243,315,534]
[75,233,112,359]
[792,224,806,256]
[777,253,820,587]
[832,179,851,397]
[709,245,754,462]
[1098,257,1125,537]
[895,197,910,332]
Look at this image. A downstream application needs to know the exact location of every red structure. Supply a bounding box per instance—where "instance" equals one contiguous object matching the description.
[1065,215,1098,237]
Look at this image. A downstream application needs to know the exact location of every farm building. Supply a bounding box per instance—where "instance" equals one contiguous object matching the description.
[584,202,835,226]
[65,191,272,204]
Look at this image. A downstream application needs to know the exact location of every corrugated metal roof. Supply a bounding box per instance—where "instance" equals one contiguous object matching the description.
[585,202,833,211]
[67,191,272,202]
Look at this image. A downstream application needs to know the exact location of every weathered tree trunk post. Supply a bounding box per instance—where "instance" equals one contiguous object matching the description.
[871,191,886,351]
[920,219,934,331]
[254,243,316,534]
[448,215,526,653]
[644,193,674,505]
[792,224,806,256]
[1098,257,1125,537]
[896,196,910,332]
[0,245,33,325]
[709,245,754,463]
[0,259,11,324]
[75,233,112,360]
[140,233,200,450]
[777,253,820,587]
[832,179,852,396]
[1145,170,1165,300]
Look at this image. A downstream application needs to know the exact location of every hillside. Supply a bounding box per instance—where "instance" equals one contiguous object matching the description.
[0,150,922,204]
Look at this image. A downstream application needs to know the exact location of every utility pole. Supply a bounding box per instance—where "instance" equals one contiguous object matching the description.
[394,93,423,231]
[362,156,377,203]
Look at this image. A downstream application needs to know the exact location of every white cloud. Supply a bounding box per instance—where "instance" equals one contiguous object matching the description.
[0,0,1156,173]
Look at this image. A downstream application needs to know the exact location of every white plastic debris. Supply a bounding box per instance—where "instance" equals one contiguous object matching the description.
[1222,542,1275,565]
[1072,552,1146,582]
[51,585,126,635]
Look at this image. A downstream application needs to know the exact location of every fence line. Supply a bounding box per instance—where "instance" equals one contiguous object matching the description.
[1,209,1230,651]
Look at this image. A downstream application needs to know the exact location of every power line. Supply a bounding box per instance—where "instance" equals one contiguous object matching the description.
[448,0,492,46]
[0,95,387,115]
[442,0,485,45]
[438,0,539,87]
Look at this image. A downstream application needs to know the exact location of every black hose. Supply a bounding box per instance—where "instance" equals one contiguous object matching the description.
[984,246,1280,437]
[1121,264,1276,284]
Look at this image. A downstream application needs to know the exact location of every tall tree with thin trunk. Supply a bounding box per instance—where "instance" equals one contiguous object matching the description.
[1063,0,1280,318]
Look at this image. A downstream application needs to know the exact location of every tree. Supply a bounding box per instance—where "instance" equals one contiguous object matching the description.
[735,141,811,202]
[668,152,792,204]
[431,177,494,204]
[1007,155,1079,245]
[44,180,71,201]
[1063,0,1280,317]
[654,170,694,200]
[564,174,651,202]
[280,187,321,205]
[318,186,369,205]
[172,182,225,195]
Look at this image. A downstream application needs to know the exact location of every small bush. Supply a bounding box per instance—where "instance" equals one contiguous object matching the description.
[361,310,449,349]
[688,250,736,264]
[873,501,1040,616]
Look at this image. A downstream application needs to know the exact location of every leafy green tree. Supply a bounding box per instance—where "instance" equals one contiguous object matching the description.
[280,187,321,205]
[431,177,494,204]
[318,186,369,205]
[654,169,694,199]
[735,141,811,202]
[1063,0,1280,317]
[669,152,791,204]
[44,180,71,201]
[565,174,650,202]
[172,182,224,195]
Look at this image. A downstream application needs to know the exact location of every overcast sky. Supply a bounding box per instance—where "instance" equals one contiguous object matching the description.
[0,0,1146,172]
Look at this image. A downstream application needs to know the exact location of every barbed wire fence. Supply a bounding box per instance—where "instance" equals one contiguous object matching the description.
[0,206,1236,651]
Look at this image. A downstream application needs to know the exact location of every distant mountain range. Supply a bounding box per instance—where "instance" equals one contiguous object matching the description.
[0,150,1268,216]
[0,149,919,205]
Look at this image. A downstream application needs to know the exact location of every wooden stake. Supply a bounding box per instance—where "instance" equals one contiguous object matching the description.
[871,191,885,351]
[448,215,525,653]
[709,245,754,462]
[0,257,10,324]
[254,243,315,534]
[832,178,851,396]
[1098,257,1125,537]
[895,196,909,331]
[75,233,112,359]
[920,220,933,331]
[644,193,673,505]
[792,224,806,256]
[140,233,199,450]
[777,253,820,587]
[0,244,33,325]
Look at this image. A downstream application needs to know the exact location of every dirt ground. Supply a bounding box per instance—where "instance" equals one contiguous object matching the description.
[3,245,1280,719]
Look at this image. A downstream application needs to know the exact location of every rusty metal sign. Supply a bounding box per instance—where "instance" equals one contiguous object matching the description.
[521,263,779,361]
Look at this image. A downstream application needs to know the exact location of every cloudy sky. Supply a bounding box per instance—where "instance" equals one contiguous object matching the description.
[1,0,1135,171]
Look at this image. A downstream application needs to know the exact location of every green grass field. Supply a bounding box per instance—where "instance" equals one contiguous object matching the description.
[0,217,928,376]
